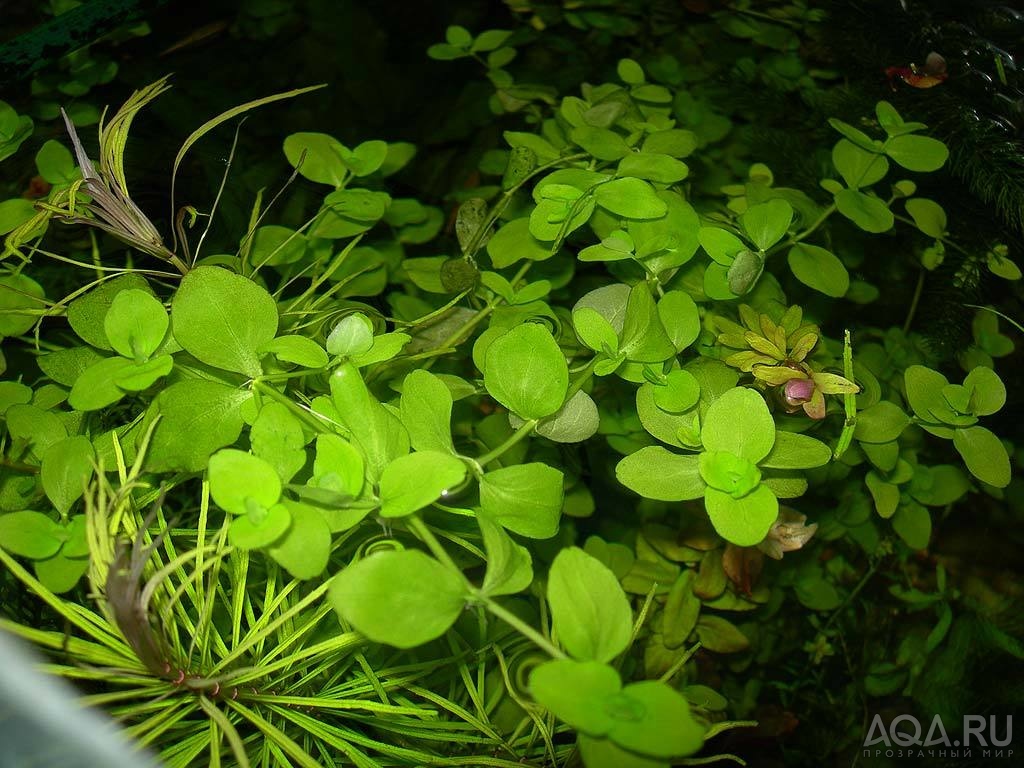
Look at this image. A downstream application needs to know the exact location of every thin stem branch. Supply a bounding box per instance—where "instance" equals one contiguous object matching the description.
[902,268,925,334]
[483,598,566,660]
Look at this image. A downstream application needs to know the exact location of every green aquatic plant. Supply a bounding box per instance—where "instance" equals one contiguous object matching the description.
[0,6,1020,767]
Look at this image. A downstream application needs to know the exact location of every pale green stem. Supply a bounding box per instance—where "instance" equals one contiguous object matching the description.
[482,598,566,660]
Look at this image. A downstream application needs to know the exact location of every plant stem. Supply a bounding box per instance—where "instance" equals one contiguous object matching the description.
[407,516,466,580]
[475,358,597,468]
[475,418,537,468]
[253,381,329,434]
[902,268,925,333]
[774,203,836,253]
[0,457,39,474]
[833,329,857,460]
[822,556,882,633]
[483,598,566,660]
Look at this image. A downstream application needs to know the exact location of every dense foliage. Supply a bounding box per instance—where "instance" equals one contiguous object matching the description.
[0,2,1021,766]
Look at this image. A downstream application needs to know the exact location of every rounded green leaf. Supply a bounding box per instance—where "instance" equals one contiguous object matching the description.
[793,577,842,612]
[40,436,95,515]
[6,404,66,456]
[0,199,36,237]
[578,735,673,768]
[904,198,946,238]
[346,140,388,177]
[534,390,600,443]
[529,659,621,736]
[832,139,889,189]
[616,447,705,501]
[478,511,533,597]
[483,323,568,420]
[427,43,468,61]
[617,153,688,184]
[487,217,553,268]
[653,369,700,413]
[0,381,31,414]
[0,510,64,559]
[445,25,472,46]
[66,274,150,351]
[698,227,744,265]
[608,681,705,758]
[229,502,291,549]
[0,273,45,338]
[573,306,619,354]
[329,362,411,482]
[479,462,564,538]
[617,58,645,85]
[787,244,849,297]
[103,289,168,361]
[268,503,331,579]
[572,126,631,161]
[144,381,249,473]
[662,571,700,648]
[315,189,391,238]
[703,262,737,300]
[866,471,900,518]
[250,225,307,266]
[635,384,700,449]
[704,484,778,546]
[701,387,775,463]
[854,401,911,444]
[885,134,948,172]
[657,291,700,352]
[329,549,468,648]
[35,140,77,184]
[594,177,667,219]
[573,283,630,334]
[283,132,348,186]
[251,402,307,483]
[67,356,132,411]
[834,189,894,233]
[740,199,792,251]
[113,354,174,392]
[313,433,364,498]
[471,29,512,53]
[379,451,466,518]
[171,266,278,377]
[34,551,88,594]
[952,426,1010,488]
[892,503,932,550]
[61,515,88,558]
[620,282,675,363]
[208,449,282,515]
[632,191,700,271]
[698,451,761,498]
[261,335,329,368]
[400,370,455,453]
[326,313,374,357]
[642,129,697,158]
[913,465,970,507]
[548,547,634,662]
[760,430,832,469]
[963,365,1005,416]
[828,118,879,150]
[903,365,950,422]
[876,101,904,132]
